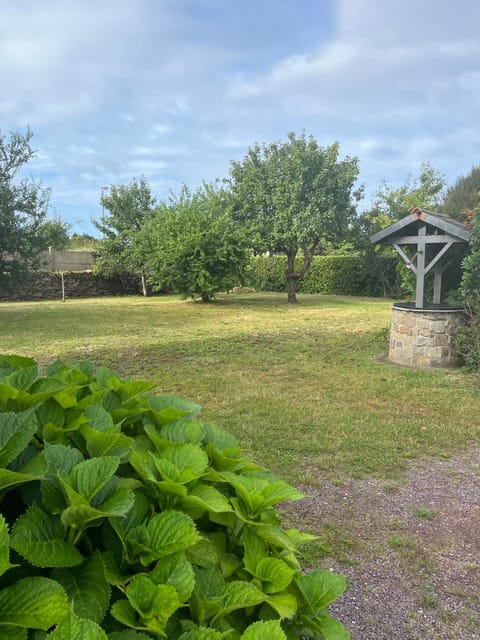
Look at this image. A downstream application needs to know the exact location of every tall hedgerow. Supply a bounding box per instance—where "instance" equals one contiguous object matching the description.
[455,205,480,369]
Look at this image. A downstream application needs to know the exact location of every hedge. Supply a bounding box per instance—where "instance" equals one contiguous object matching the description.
[245,254,401,297]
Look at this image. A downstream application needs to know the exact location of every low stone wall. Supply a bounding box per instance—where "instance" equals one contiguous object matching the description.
[389,303,464,368]
[0,271,142,302]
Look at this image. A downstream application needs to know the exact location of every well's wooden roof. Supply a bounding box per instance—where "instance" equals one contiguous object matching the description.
[370,208,471,245]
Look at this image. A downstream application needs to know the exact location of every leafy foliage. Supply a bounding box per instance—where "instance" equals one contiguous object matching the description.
[229,132,361,302]
[0,129,51,291]
[36,216,71,251]
[0,355,349,638]
[356,163,447,298]
[455,206,480,369]
[440,165,480,221]
[94,178,156,296]
[246,255,400,297]
[140,184,249,302]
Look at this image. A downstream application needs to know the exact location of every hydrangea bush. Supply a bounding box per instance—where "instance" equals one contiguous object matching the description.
[0,355,349,639]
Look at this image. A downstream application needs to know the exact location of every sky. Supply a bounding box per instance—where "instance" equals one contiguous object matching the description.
[2,0,480,236]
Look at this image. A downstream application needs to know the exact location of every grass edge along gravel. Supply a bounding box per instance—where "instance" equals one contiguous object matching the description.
[0,292,479,482]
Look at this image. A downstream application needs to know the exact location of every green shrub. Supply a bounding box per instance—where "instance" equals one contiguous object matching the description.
[245,255,400,297]
[454,205,480,369]
[0,355,349,639]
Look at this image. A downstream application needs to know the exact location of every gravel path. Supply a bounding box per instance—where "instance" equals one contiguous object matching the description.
[284,448,480,639]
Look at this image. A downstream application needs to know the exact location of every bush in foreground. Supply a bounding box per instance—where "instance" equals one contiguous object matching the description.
[0,355,349,639]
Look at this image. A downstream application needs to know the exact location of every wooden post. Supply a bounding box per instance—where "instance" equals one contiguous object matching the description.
[433,267,442,304]
[415,222,426,308]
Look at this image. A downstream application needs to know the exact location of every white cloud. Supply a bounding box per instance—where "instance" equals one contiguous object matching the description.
[2,0,480,233]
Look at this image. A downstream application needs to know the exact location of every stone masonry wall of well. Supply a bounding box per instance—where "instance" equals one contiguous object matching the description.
[389,306,464,368]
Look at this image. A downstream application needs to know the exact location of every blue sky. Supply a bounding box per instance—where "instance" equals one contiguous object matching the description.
[2,0,480,236]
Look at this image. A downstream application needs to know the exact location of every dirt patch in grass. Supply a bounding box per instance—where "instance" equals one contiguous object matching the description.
[283,447,480,639]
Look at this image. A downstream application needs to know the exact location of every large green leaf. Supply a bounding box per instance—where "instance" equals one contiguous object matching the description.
[0,355,36,378]
[125,577,180,633]
[35,398,65,429]
[154,444,209,484]
[0,515,16,578]
[47,610,108,639]
[11,504,83,568]
[41,445,84,513]
[215,581,265,618]
[205,444,260,474]
[0,624,27,639]
[186,538,220,570]
[242,528,267,576]
[0,577,68,630]
[84,405,116,432]
[207,532,241,578]
[254,557,296,594]
[69,456,120,501]
[128,450,160,484]
[202,423,237,450]
[182,484,233,519]
[149,552,195,602]
[296,570,347,612]
[51,554,110,623]
[0,411,37,467]
[109,493,150,553]
[61,492,134,530]
[113,380,156,404]
[146,395,201,425]
[0,468,43,492]
[81,426,134,459]
[255,525,297,552]
[131,511,200,566]
[110,600,138,629]
[259,481,304,508]
[160,419,205,444]
[241,620,287,640]
[6,365,39,391]
[312,612,350,640]
[266,592,298,619]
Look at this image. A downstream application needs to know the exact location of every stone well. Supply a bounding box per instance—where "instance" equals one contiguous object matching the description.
[389,303,464,369]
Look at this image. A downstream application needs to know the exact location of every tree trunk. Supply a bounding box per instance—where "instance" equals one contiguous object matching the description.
[286,275,298,303]
[284,247,315,304]
[140,272,148,297]
[285,252,298,303]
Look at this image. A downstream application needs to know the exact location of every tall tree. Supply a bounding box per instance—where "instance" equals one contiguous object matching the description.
[229,132,361,302]
[37,215,71,250]
[140,184,248,302]
[0,129,50,290]
[94,178,155,296]
[362,162,446,234]
[440,165,480,222]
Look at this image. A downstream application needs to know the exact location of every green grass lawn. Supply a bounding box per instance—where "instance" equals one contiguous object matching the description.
[1,292,479,481]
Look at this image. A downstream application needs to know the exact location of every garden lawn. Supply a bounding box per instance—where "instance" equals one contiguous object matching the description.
[1,292,479,481]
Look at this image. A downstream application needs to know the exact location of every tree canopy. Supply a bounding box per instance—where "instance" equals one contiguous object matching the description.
[37,216,71,250]
[140,184,249,302]
[440,165,480,222]
[0,129,51,290]
[94,178,156,295]
[229,132,361,302]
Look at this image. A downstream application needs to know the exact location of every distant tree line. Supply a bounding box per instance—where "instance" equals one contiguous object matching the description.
[2,128,480,311]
